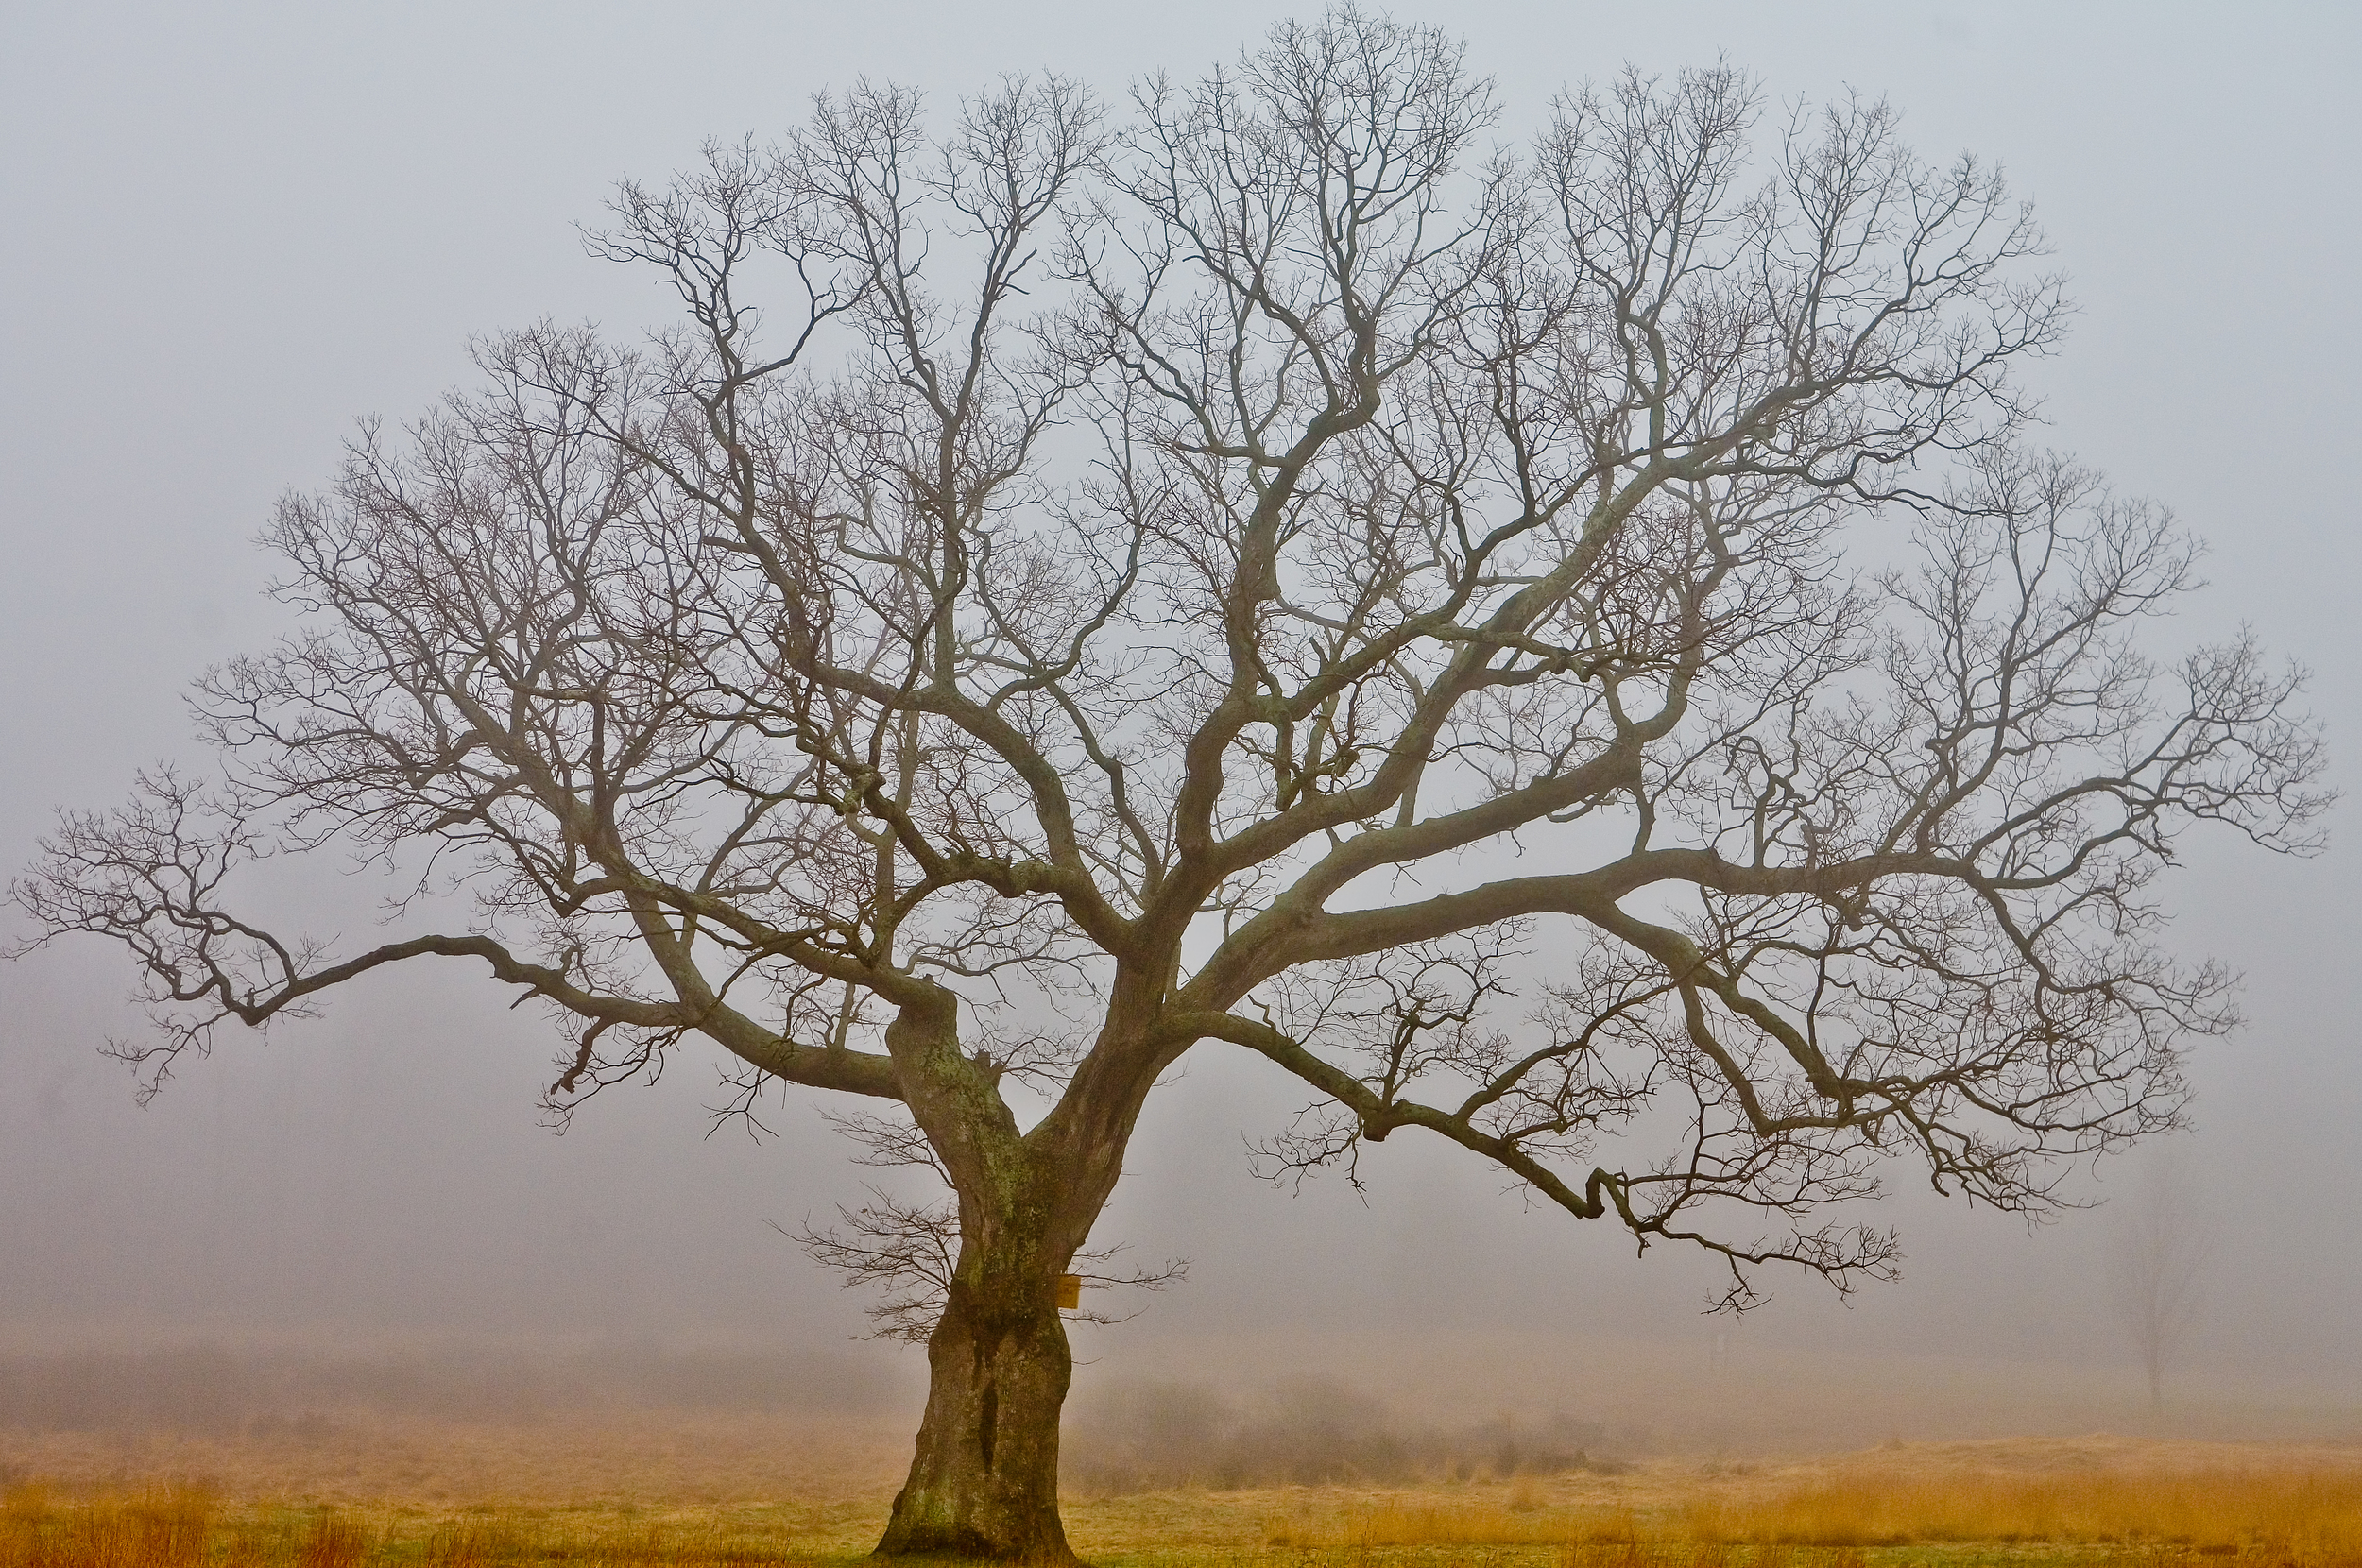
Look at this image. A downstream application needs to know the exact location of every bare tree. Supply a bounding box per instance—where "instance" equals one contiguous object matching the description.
[2109,1150,2210,1413]
[9,13,2328,1559]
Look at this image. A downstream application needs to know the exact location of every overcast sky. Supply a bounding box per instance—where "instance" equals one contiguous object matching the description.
[3,1,2356,1436]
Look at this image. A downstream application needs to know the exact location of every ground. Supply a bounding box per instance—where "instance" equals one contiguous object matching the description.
[6,1415,2362,1566]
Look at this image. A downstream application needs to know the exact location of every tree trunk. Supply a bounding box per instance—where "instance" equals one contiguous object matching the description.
[868,988,1155,1560]
[876,1272,1076,1562]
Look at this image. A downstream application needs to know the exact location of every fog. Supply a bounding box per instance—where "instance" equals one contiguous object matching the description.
[3,1,2358,1459]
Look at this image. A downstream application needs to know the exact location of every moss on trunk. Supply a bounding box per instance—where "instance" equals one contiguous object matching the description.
[876,1271,1076,1562]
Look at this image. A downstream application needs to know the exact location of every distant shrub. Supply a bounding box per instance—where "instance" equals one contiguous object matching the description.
[1061,1375,1624,1492]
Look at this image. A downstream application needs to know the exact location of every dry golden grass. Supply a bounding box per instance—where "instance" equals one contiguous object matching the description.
[0,1481,867,1568]
[1262,1440,2362,1563]
[1684,1464,2362,1549]
[9,1422,2362,1565]
[2,1481,220,1568]
[0,1415,907,1507]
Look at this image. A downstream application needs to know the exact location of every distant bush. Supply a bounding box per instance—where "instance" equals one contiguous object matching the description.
[1062,1375,1625,1491]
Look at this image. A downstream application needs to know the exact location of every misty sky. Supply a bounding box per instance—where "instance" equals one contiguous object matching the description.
[3,2,2357,1426]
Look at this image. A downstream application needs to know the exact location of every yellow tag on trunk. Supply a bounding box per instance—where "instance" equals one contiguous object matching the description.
[1055,1273,1082,1310]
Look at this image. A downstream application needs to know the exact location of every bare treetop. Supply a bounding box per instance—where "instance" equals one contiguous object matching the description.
[12,13,2326,1558]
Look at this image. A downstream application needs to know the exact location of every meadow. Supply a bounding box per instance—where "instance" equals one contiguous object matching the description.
[8,1419,2362,1568]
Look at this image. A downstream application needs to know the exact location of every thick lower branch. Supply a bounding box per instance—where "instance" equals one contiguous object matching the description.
[250,933,905,1101]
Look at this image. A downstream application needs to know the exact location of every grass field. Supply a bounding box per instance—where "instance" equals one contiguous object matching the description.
[8,1422,2362,1568]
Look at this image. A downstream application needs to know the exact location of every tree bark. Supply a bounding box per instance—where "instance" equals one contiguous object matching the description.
[871,994,1152,1560]
[877,1270,1077,1562]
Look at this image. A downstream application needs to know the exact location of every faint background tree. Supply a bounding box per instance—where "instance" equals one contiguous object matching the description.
[2110,1150,2211,1413]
